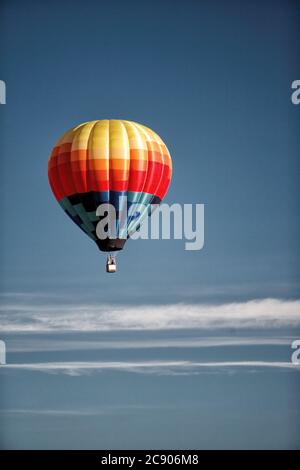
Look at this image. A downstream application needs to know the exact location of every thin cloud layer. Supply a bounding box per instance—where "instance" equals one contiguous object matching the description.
[0,298,300,332]
[0,404,160,416]
[6,336,293,353]
[2,360,299,376]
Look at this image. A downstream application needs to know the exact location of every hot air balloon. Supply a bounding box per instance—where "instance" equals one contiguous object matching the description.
[48,120,172,272]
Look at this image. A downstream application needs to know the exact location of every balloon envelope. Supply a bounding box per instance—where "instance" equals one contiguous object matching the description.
[48,120,172,251]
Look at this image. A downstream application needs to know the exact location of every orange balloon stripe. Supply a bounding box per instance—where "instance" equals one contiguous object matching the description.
[48,120,172,201]
[49,161,171,197]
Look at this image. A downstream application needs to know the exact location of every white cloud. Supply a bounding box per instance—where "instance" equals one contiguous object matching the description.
[0,404,159,416]
[0,298,299,332]
[0,408,102,416]
[1,360,299,376]
[7,336,294,353]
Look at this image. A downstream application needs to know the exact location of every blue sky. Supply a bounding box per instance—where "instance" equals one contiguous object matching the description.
[0,0,300,449]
